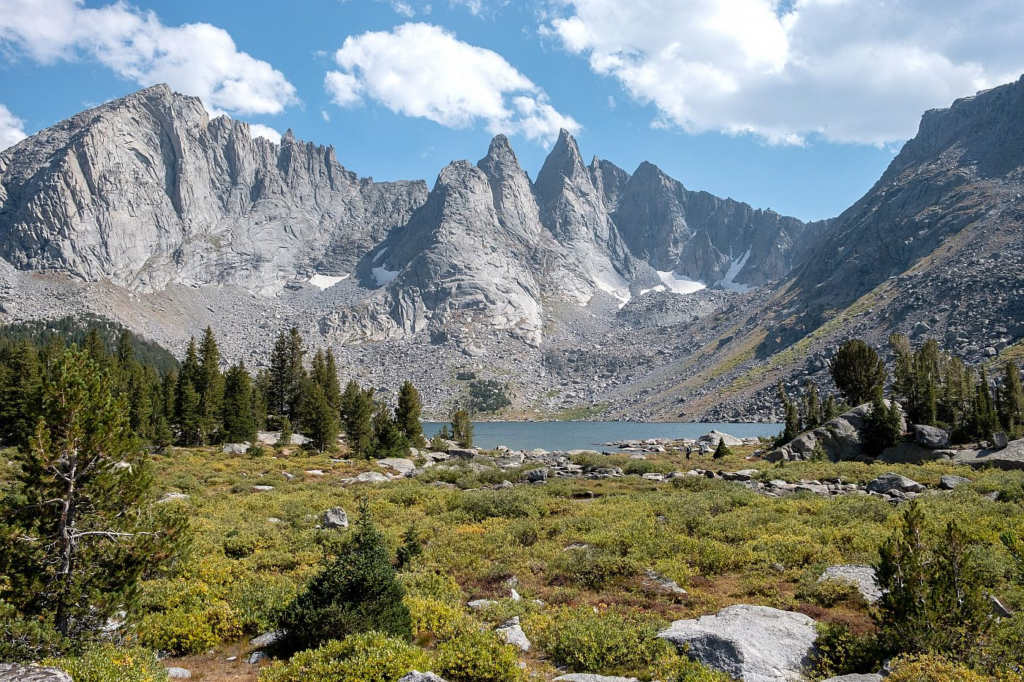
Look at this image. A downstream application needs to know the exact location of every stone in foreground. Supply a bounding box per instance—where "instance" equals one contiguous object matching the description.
[822,676,883,682]
[0,665,72,682]
[323,507,349,529]
[818,565,882,603]
[166,668,192,679]
[495,616,531,651]
[399,674,448,682]
[658,604,817,682]
[554,676,640,682]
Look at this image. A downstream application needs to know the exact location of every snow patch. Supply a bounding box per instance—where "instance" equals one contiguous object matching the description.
[656,271,706,295]
[594,274,632,308]
[718,249,753,293]
[308,273,349,290]
[639,284,667,295]
[372,266,400,286]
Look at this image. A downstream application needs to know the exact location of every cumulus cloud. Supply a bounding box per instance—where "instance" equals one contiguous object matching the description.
[248,123,282,143]
[325,22,578,145]
[544,0,1024,145]
[0,103,27,150]
[0,0,298,117]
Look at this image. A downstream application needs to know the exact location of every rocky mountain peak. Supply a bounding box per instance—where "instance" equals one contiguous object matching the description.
[535,128,590,206]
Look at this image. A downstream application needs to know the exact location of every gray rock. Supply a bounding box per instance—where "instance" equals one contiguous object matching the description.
[951,438,1024,470]
[399,674,449,682]
[157,492,190,504]
[865,473,925,495]
[0,665,73,682]
[643,569,687,595]
[249,630,283,648]
[525,468,549,482]
[822,675,883,682]
[377,458,416,475]
[989,594,1013,617]
[352,471,389,484]
[251,485,275,492]
[767,403,904,463]
[467,599,496,610]
[246,651,268,664]
[554,676,639,682]
[447,448,479,460]
[913,424,949,449]
[658,604,818,682]
[993,431,1009,449]
[877,442,954,464]
[323,508,349,529]
[495,616,531,652]
[222,443,250,455]
[818,565,882,603]
[166,668,192,679]
[939,475,972,490]
[699,430,743,446]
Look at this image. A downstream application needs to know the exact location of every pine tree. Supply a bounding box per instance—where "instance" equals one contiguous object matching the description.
[196,327,224,443]
[302,379,340,453]
[829,339,886,406]
[175,339,203,446]
[998,361,1024,434]
[823,395,840,422]
[321,349,343,414]
[395,380,426,448]
[341,380,375,459]
[253,369,271,431]
[0,347,183,639]
[372,401,407,458]
[279,416,293,448]
[863,387,903,455]
[970,366,999,441]
[874,502,932,656]
[116,329,135,367]
[278,500,412,653]
[450,408,473,448]
[82,328,109,367]
[0,340,42,445]
[713,438,731,460]
[777,381,801,443]
[223,361,257,444]
[802,382,821,429]
[926,521,992,661]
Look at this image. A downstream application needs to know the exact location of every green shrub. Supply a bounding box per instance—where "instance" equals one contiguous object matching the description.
[455,488,540,521]
[136,601,241,655]
[401,571,464,604]
[435,630,525,682]
[227,573,297,634]
[534,607,669,675]
[0,602,69,662]
[46,643,168,682]
[885,654,988,682]
[798,578,864,607]
[405,596,476,641]
[259,632,430,682]
[278,503,412,653]
[552,547,642,590]
[809,622,882,678]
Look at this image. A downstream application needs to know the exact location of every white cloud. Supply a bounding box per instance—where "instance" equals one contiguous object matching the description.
[0,0,298,117]
[0,103,28,150]
[393,1,416,17]
[545,0,1024,145]
[248,123,282,143]
[320,109,331,122]
[325,22,578,145]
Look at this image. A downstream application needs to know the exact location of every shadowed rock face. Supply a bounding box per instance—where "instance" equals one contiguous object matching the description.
[0,84,427,294]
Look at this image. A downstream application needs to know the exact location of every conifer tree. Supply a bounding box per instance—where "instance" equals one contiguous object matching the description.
[863,386,903,455]
[341,380,375,458]
[223,361,257,444]
[829,339,886,406]
[713,438,731,460]
[175,339,203,446]
[777,381,801,443]
[372,401,407,458]
[823,395,840,422]
[0,347,182,639]
[82,328,108,367]
[802,382,821,430]
[116,329,135,367]
[196,327,224,443]
[998,361,1024,434]
[450,408,473,448]
[269,328,307,424]
[302,379,340,453]
[0,340,42,445]
[395,380,426,448]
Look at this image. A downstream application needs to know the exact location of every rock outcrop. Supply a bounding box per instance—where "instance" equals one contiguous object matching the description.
[0,665,72,682]
[658,605,818,682]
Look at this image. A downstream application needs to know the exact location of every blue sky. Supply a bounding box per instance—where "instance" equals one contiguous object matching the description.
[2,0,1023,222]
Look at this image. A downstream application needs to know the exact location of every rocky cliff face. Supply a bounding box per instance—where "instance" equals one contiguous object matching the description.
[0,84,427,295]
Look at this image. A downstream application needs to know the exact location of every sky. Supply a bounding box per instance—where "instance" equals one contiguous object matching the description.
[1,1,1023,222]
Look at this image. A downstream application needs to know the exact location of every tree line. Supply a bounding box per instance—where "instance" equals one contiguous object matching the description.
[776,334,1024,450]
[0,322,469,458]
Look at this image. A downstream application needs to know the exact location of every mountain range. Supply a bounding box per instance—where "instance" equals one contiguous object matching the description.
[1,77,1022,420]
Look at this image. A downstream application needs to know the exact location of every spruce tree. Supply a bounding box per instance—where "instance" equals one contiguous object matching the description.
[823,395,840,422]
[713,438,731,460]
[970,366,999,441]
[175,339,203,446]
[395,380,426,448]
[196,327,224,443]
[0,347,182,639]
[341,380,375,458]
[372,401,407,458]
[829,339,886,406]
[777,381,800,443]
[82,328,109,367]
[863,387,903,455]
[223,361,257,444]
[802,382,821,430]
[302,379,340,453]
[116,329,135,367]
[450,408,474,448]
[278,500,412,653]
[998,361,1024,434]
[0,340,42,445]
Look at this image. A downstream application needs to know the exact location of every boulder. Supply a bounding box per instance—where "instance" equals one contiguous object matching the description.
[223,443,250,455]
[525,468,549,482]
[157,492,190,504]
[643,569,687,595]
[495,616,531,652]
[252,485,275,492]
[323,508,349,529]
[877,442,954,464]
[767,403,905,463]
[818,565,882,603]
[658,604,817,682]
[699,430,742,446]
[250,630,283,648]
[0,665,73,682]
[467,599,496,610]
[913,425,949,449]
[939,475,972,490]
[378,458,416,475]
[865,473,925,495]
[823,675,883,682]
[399,674,449,682]
[246,651,268,664]
[993,431,1009,449]
[353,471,389,484]
[951,439,1024,470]
[166,668,192,679]
[554,676,639,682]
[447,448,478,459]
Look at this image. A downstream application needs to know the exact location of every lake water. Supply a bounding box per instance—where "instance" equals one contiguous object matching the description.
[421,421,782,453]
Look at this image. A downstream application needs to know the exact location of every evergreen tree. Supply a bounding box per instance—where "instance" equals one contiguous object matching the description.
[874,502,932,656]
[802,382,822,430]
[269,328,308,424]
[302,379,340,453]
[321,349,343,414]
[253,369,272,431]
[396,526,423,570]
[372,401,407,458]
[395,380,426,448]
[863,387,903,455]
[969,366,999,441]
[829,339,886,406]
[81,328,108,367]
[777,382,801,443]
[823,395,840,422]
[998,361,1024,434]
[223,361,257,444]
[450,408,473,448]
[279,416,293,448]
[713,439,731,460]
[175,339,203,446]
[278,500,412,653]
[196,327,224,443]
[341,380,375,459]
[0,340,42,445]
[0,347,182,639]
[116,329,135,367]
